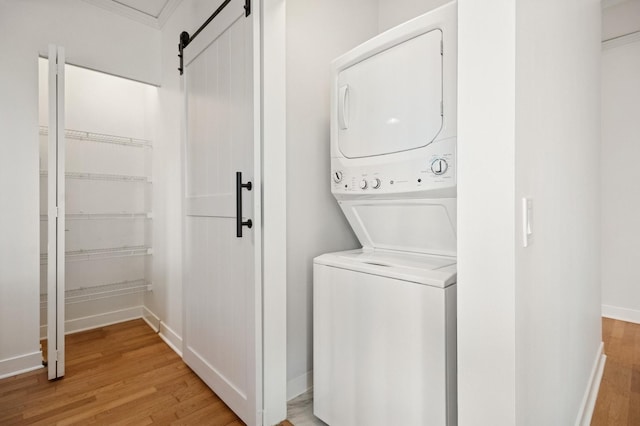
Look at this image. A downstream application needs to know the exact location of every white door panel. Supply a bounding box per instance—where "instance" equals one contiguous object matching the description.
[47,45,65,380]
[183,1,259,423]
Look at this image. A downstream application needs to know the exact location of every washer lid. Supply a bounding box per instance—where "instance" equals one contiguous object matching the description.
[314,249,457,288]
[338,198,457,257]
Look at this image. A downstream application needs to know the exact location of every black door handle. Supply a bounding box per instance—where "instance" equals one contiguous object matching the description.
[236,171,253,237]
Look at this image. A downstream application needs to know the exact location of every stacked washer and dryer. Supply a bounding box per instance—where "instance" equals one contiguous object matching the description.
[313,2,458,425]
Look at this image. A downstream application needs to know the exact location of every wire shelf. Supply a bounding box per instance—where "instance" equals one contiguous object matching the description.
[40,245,153,264]
[40,212,153,221]
[40,171,151,183]
[39,126,152,148]
[40,279,152,305]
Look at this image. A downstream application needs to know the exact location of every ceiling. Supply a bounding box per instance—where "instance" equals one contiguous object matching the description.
[82,0,182,28]
[113,0,169,18]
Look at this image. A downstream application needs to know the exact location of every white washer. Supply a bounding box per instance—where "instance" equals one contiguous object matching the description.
[314,250,456,426]
[314,2,458,425]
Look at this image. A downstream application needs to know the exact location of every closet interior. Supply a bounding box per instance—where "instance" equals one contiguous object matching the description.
[39,58,157,340]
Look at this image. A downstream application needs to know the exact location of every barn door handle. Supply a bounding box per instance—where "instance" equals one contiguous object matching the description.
[236,171,253,237]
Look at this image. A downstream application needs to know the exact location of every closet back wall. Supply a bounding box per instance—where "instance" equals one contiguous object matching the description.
[0,0,160,378]
[38,61,157,337]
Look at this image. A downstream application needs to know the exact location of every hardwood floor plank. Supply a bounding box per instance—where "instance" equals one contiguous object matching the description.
[172,398,238,425]
[593,318,640,426]
[88,389,176,424]
[0,319,243,425]
[111,415,155,426]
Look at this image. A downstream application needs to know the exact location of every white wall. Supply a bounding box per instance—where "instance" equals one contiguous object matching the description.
[458,0,602,424]
[140,0,194,355]
[40,62,156,137]
[457,0,517,423]
[601,0,640,323]
[284,0,377,398]
[0,1,160,85]
[514,0,602,424]
[0,0,160,378]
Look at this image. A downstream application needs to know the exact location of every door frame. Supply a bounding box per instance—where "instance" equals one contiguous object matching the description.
[260,0,287,424]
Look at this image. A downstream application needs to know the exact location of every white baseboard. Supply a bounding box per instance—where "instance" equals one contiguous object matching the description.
[159,321,183,357]
[40,306,145,339]
[602,304,640,324]
[66,306,144,335]
[575,342,606,426]
[287,370,313,401]
[0,351,44,380]
[142,306,161,332]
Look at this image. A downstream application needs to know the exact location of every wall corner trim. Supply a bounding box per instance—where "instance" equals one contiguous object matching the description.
[142,306,161,332]
[140,307,183,357]
[574,342,606,426]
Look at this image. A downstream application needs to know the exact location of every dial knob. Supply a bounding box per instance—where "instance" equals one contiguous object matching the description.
[370,178,381,189]
[431,158,448,175]
[332,170,343,183]
[359,179,368,190]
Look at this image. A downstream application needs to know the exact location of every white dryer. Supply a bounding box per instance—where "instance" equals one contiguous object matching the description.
[313,2,458,425]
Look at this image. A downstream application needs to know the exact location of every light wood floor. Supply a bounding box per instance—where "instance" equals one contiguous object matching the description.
[1,318,637,425]
[592,318,640,425]
[0,319,242,425]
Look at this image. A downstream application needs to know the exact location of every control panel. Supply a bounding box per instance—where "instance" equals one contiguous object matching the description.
[330,139,456,196]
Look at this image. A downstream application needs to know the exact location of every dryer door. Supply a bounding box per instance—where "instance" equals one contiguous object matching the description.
[337,29,443,159]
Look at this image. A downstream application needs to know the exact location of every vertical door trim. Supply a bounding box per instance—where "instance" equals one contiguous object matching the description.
[47,45,65,380]
[260,0,287,424]
[251,1,264,424]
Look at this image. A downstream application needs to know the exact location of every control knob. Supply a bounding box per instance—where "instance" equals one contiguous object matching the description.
[370,178,381,189]
[359,179,368,190]
[431,158,448,176]
[332,171,343,183]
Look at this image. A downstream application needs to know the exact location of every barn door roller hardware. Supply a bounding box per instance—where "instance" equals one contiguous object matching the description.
[178,0,251,75]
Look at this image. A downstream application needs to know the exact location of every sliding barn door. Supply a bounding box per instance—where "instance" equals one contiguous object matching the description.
[47,45,65,380]
[182,1,261,424]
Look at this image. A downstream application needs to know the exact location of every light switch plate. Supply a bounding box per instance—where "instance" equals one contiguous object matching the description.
[522,197,533,247]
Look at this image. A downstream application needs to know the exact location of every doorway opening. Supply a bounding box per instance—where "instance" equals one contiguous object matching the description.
[38,54,157,378]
